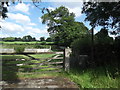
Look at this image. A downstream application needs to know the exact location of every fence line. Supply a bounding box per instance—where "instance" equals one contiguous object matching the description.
[0,48,52,53]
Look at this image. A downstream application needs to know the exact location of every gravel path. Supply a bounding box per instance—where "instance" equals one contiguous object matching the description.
[1,76,79,89]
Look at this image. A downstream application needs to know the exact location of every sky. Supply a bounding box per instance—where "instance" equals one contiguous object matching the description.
[0,0,104,40]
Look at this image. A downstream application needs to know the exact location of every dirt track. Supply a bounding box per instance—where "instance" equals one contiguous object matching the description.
[1,76,79,89]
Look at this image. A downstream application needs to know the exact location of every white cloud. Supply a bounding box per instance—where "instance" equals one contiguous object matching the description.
[0,21,24,32]
[94,29,98,34]
[48,7,55,11]
[25,26,48,34]
[14,3,30,14]
[50,2,83,18]
[28,23,36,26]
[7,13,30,24]
[0,17,4,22]
[27,32,36,36]
[38,17,42,23]
[27,27,41,33]
[0,34,10,38]
[0,21,24,38]
[48,5,82,18]
[26,27,49,40]
[0,20,49,39]
[0,11,48,38]
[45,25,49,29]
[17,32,21,34]
[7,13,36,26]
[68,7,82,18]
[43,0,84,2]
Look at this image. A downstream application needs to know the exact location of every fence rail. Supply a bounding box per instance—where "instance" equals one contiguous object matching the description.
[0,49,15,53]
[0,48,52,53]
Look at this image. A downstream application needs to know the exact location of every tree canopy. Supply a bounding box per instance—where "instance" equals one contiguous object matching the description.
[41,6,89,47]
[82,1,120,34]
[0,2,8,19]
[22,35,35,42]
[95,28,113,45]
[46,37,52,42]
[40,37,45,41]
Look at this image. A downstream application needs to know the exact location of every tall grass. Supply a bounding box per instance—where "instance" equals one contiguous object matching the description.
[64,66,119,88]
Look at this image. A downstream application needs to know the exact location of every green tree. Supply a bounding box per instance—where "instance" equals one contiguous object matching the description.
[0,2,8,19]
[82,1,120,33]
[15,37,22,41]
[22,35,33,42]
[46,37,52,42]
[93,28,114,65]
[114,36,120,61]
[41,6,89,47]
[82,1,120,62]
[32,37,36,41]
[40,37,45,41]
[71,35,91,55]
[95,28,113,45]
[17,37,22,41]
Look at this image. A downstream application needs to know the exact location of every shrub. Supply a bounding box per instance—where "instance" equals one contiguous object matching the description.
[14,46,25,53]
[41,41,46,45]
[51,45,63,51]
[71,36,91,55]
[34,45,44,48]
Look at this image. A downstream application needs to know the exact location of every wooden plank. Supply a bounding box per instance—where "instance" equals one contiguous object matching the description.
[45,61,63,65]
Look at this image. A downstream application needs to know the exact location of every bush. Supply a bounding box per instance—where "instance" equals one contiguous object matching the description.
[71,36,91,55]
[51,45,63,51]
[14,46,25,53]
[41,41,46,45]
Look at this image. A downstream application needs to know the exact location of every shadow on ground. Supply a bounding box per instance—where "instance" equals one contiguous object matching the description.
[2,59,20,84]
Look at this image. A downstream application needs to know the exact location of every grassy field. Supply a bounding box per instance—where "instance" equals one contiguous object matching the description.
[0,41,62,51]
[0,41,54,44]
[1,55,30,60]
[28,54,56,59]
[1,54,56,60]
[0,44,51,49]
[0,41,53,49]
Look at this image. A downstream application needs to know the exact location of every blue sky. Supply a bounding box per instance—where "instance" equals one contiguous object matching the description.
[0,1,103,40]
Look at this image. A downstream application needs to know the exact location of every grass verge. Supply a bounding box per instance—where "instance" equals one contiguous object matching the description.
[1,55,30,60]
[63,67,119,88]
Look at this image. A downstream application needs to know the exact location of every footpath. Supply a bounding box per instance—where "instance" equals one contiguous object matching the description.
[1,76,79,89]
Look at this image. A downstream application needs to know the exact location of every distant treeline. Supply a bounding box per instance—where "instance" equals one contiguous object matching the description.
[0,35,52,42]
